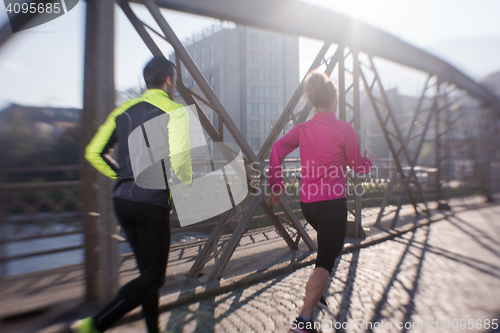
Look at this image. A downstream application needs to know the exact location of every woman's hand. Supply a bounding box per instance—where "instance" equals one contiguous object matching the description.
[269,193,282,207]
[363,150,375,162]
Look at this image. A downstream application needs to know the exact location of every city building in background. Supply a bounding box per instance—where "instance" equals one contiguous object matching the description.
[170,24,300,155]
[0,104,81,170]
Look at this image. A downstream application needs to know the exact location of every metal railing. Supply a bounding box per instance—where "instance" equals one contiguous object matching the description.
[0,153,494,278]
[0,166,83,277]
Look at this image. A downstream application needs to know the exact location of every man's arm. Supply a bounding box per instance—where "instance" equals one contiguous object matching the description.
[167,106,193,185]
[85,114,119,179]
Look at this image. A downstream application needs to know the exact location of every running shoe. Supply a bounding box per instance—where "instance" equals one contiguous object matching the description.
[70,317,101,333]
[317,295,329,311]
[290,316,318,333]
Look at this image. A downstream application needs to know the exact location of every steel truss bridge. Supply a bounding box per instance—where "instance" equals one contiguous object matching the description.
[1,0,499,303]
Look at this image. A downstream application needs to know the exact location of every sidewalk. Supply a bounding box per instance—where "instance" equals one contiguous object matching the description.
[1,196,497,332]
[126,197,499,333]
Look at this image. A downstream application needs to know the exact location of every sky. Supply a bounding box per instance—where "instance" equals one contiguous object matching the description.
[0,0,499,110]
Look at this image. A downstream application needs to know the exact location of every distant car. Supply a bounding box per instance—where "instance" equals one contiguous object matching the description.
[401,166,437,179]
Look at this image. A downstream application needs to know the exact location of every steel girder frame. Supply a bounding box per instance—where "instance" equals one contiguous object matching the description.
[434,84,459,210]
[81,0,120,303]
[0,0,120,303]
[277,46,363,238]
[122,0,320,281]
[144,0,500,112]
[433,86,495,206]
[357,56,430,226]
[477,106,496,202]
[192,46,344,279]
[389,77,450,226]
[1,0,499,283]
[189,46,345,278]
[335,48,365,237]
[2,0,500,107]
[453,95,480,196]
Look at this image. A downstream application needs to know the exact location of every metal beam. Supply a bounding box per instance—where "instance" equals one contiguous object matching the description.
[188,47,341,278]
[257,41,333,162]
[389,79,439,227]
[141,0,500,110]
[143,0,257,161]
[338,46,346,121]
[352,50,364,237]
[81,0,118,303]
[120,0,315,281]
[187,209,234,278]
[207,183,266,281]
[358,57,430,226]
[1,0,498,110]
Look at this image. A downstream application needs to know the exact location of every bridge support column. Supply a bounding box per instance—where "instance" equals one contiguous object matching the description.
[82,0,118,304]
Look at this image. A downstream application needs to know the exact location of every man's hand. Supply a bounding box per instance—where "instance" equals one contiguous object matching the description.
[363,150,375,161]
[269,193,281,207]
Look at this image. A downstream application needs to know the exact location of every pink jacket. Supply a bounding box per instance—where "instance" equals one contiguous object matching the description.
[269,111,372,203]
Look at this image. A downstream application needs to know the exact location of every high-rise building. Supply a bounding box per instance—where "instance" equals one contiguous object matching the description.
[171,24,300,155]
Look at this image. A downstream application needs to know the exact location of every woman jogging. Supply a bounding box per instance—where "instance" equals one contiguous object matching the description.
[269,71,374,333]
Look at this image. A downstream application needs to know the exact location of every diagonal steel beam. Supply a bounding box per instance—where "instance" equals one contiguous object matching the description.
[121,1,227,144]
[193,42,340,278]
[405,74,432,144]
[142,0,257,161]
[389,79,439,228]
[277,194,316,250]
[358,58,429,226]
[367,57,430,218]
[207,182,266,281]
[122,1,257,278]
[128,0,315,280]
[434,84,458,209]
[257,42,333,162]
[187,208,234,278]
[338,46,346,121]
[352,50,364,237]
[142,0,500,111]
[191,46,341,279]
[359,67,419,221]
[195,50,344,277]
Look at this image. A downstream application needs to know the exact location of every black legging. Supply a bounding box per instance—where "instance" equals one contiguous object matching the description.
[300,198,347,273]
[93,199,171,333]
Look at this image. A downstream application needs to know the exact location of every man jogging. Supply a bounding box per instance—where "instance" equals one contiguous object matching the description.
[71,57,192,333]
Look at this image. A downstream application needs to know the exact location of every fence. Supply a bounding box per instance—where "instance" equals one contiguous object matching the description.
[1,152,492,278]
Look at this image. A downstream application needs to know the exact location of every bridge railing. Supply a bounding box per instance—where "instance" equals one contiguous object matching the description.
[0,160,303,277]
[0,152,494,278]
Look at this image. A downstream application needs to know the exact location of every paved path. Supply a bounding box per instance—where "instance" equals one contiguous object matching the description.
[109,203,500,333]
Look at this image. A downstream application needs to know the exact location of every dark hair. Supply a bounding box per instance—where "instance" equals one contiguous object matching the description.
[143,57,177,89]
[304,70,338,110]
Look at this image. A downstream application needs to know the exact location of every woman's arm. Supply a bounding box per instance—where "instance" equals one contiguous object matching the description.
[268,125,300,202]
[344,125,373,175]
